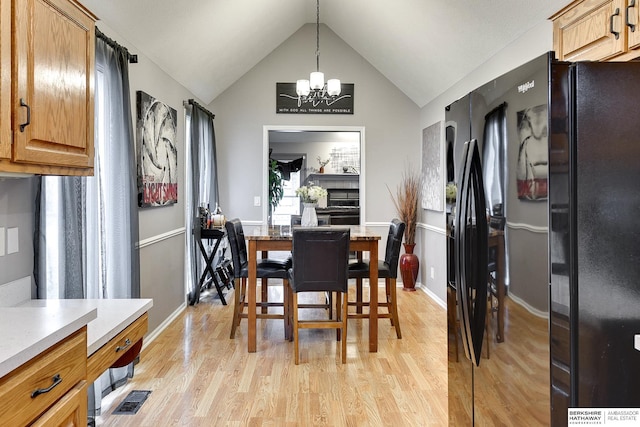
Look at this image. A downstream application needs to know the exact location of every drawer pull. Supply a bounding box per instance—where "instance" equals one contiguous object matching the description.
[31,374,62,398]
[627,0,636,32]
[116,338,131,353]
[19,98,31,132]
[611,8,621,39]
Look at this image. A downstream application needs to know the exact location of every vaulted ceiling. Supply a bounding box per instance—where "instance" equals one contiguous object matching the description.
[81,0,569,108]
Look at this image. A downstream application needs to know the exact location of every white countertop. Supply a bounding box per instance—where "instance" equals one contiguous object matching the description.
[0,298,153,378]
[0,306,97,378]
[18,299,153,355]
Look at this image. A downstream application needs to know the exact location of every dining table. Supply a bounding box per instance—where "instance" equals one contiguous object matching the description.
[244,225,381,353]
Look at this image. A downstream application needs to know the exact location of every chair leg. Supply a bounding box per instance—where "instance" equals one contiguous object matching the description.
[385,279,393,326]
[230,277,246,339]
[388,278,402,339]
[293,292,300,365]
[261,278,268,314]
[335,291,341,341]
[356,278,363,314]
[283,279,290,341]
[341,291,348,364]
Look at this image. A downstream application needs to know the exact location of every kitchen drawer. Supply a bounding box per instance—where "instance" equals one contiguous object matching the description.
[0,327,87,427]
[31,381,87,427]
[87,312,148,383]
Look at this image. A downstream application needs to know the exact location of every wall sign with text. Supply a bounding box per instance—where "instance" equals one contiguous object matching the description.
[276,82,354,114]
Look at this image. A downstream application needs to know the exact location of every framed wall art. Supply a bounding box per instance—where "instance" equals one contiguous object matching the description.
[421,121,443,211]
[136,91,178,207]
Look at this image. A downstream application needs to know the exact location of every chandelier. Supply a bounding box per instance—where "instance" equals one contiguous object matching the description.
[296,0,341,100]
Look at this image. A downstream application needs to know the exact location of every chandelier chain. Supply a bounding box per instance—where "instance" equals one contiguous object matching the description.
[316,0,320,72]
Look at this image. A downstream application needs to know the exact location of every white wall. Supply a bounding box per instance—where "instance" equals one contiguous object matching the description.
[418,20,555,304]
[0,177,36,294]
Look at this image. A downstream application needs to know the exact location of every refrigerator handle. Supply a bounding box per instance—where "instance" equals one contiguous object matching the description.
[454,139,488,367]
[455,140,474,362]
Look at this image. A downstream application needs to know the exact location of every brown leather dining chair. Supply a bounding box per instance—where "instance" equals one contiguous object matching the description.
[287,228,350,364]
[347,218,405,338]
[225,218,290,339]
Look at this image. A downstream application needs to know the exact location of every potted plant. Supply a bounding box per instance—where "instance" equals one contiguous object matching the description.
[268,159,284,225]
[388,166,421,291]
[317,156,330,173]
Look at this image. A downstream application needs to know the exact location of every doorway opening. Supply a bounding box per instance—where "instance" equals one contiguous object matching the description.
[262,125,366,226]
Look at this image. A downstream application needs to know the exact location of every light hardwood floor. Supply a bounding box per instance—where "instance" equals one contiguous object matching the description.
[96,284,449,426]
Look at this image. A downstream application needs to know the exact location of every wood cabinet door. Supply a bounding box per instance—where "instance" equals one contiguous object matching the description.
[553,0,627,61]
[13,0,95,170]
[31,381,88,427]
[627,0,640,49]
[0,0,10,160]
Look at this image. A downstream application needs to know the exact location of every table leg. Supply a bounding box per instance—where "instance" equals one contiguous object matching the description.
[248,240,258,352]
[369,241,378,352]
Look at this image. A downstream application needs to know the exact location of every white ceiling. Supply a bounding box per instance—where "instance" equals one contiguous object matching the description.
[81,0,569,108]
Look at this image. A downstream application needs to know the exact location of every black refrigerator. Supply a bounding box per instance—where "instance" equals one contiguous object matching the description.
[446,52,640,426]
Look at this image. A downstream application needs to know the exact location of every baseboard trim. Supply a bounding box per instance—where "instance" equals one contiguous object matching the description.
[417,283,446,309]
[142,302,186,348]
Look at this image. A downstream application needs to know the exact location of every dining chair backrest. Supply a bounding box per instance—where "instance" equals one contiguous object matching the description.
[385,218,406,278]
[290,228,350,293]
[225,218,248,278]
[290,214,331,226]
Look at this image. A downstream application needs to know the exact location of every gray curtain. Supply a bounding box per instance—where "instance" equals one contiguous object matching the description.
[185,101,218,301]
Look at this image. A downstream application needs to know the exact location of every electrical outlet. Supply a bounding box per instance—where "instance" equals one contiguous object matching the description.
[253,196,261,207]
[430,266,435,279]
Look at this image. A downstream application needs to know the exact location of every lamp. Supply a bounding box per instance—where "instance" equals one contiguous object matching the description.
[296,0,341,100]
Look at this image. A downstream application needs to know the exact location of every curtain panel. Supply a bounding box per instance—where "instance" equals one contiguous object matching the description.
[185,101,218,301]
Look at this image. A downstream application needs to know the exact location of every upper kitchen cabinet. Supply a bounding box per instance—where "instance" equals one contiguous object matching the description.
[0,0,96,175]
[0,0,10,157]
[551,0,640,62]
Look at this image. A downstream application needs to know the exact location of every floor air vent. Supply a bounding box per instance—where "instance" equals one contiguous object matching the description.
[113,390,152,415]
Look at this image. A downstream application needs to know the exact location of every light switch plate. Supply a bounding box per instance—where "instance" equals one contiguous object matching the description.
[635,334,640,352]
[7,227,18,254]
[0,227,5,256]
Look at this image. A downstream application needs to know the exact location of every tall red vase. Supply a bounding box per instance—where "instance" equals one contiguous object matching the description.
[400,243,419,292]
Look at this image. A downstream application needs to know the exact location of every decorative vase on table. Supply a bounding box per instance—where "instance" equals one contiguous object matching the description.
[301,203,318,227]
[400,243,419,291]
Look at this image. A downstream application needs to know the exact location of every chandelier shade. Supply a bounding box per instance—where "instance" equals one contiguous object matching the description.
[296,79,310,96]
